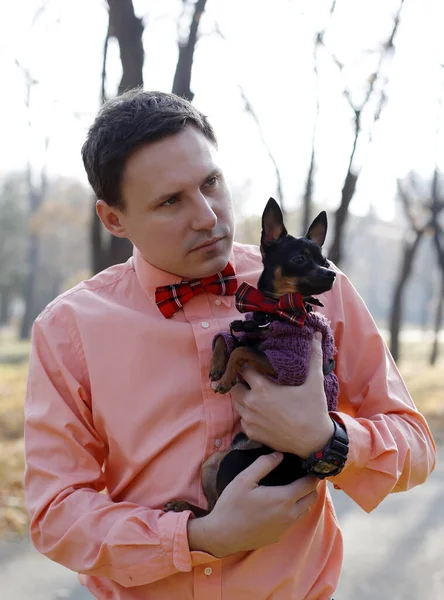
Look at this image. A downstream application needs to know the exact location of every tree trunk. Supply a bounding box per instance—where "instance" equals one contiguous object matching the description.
[91,197,105,275]
[107,0,144,95]
[389,230,424,362]
[0,286,11,325]
[328,108,359,266]
[302,144,315,235]
[109,235,134,266]
[172,0,208,101]
[91,0,145,275]
[20,229,39,339]
[327,3,403,266]
[429,274,444,366]
[20,163,47,339]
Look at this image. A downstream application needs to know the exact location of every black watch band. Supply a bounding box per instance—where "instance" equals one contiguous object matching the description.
[301,419,349,479]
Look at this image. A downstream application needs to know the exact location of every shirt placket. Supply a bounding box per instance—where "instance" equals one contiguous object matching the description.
[183,295,234,600]
[193,561,223,600]
[183,294,235,486]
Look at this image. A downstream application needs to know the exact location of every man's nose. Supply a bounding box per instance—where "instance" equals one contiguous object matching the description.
[190,192,218,231]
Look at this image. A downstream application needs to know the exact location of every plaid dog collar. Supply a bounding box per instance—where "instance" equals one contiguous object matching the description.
[155,262,238,318]
[235,281,307,326]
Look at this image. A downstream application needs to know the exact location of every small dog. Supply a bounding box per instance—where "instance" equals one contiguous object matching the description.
[164,198,338,518]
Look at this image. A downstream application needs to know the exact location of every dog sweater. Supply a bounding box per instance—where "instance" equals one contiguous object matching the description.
[212,311,339,411]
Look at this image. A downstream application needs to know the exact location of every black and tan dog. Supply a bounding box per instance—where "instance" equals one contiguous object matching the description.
[165,198,337,518]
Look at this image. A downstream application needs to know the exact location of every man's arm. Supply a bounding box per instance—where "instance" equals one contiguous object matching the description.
[24,309,212,588]
[25,308,322,579]
[230,267,436,514]
[324,266,436,511]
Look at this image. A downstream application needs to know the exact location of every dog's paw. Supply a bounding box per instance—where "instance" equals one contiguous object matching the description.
[215,378,237,394]
[163,501,191,513]
[209,366,225,382]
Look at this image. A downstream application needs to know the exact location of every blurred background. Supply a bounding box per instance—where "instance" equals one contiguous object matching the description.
[0,0,443,598]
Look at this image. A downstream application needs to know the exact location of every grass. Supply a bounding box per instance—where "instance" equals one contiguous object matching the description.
[0,333,442,538]
[398,348,444,444]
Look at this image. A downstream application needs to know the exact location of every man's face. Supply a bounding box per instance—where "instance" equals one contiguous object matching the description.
[102,126,235,279]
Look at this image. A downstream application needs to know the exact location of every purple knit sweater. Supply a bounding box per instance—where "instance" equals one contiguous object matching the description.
[213,311,339,411]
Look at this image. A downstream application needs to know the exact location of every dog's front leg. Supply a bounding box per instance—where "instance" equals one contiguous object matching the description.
[163,500,210,518]
[163,451,229,517]
[215,347,277,394]
[209,335,230,382]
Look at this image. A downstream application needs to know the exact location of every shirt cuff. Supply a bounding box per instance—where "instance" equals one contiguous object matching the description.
[159,509,221,571]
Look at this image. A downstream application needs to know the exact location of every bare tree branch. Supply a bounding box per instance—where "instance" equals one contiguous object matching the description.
[214,22,284,212]
[328,0,406,265]
[237,86,284,213]
[396,178,419,232]
[101,21,111,105]
[31,0,52,27]
[302,0,337,233]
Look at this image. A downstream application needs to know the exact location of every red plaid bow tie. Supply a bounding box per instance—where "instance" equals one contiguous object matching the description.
[155,262,238,318]
[235,282,307,326]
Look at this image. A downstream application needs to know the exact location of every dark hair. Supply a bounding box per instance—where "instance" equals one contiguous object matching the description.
[81,89,218,210]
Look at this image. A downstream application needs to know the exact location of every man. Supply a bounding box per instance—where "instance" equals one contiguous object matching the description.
[24,90,436,600]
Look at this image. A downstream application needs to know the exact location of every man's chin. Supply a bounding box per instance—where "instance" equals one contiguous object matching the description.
[189,247,233,278]
[195,256,231,278]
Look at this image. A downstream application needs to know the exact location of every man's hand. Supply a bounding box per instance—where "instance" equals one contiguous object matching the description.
[230,333,334,459]
[187,452,319,557]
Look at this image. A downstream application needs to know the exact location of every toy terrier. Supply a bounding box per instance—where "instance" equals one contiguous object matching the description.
[164,198,338,518]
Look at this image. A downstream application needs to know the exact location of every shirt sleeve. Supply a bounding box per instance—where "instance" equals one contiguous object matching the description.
[24,308,217,588]
[326,266,437,512]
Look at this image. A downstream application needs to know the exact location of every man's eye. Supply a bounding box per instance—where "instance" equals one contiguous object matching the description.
[206,176,218,187]
[162,196,178,207]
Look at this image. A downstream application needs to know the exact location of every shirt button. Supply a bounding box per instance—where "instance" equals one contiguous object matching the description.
[211,381,218,390]
[215,439,222,448]
[215,299,221,306]
[201,321,210,328]
[204,567,213,576]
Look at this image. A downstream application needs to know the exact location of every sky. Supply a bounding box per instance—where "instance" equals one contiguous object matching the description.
[1,0,444,221]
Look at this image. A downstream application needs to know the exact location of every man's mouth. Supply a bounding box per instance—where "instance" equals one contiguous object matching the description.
[192,237,224,251]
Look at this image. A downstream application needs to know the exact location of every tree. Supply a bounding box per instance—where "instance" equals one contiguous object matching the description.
[301,0,337,234]
[428,169,444,365]
[34,178,90,309]
[172,0,208,101]
[91,0,145,275]
[324,0,405,265]
[0,174,28,324]
[389,172,444,363]
[13,59,50,339]
[213,23,284,213]
[92,0,209,274]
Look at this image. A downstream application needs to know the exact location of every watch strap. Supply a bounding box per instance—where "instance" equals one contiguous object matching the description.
[301,418,349,479]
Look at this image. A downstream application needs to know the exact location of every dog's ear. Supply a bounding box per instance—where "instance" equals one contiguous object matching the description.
[261,198,287,247]
[306,211,327,247]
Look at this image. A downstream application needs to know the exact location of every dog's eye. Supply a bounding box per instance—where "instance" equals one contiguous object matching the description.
[291,255,306,265]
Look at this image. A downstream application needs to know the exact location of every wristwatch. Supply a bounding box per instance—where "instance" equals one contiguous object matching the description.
[301,418,349,479]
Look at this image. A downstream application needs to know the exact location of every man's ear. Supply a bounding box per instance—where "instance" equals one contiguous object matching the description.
[305,211,327,247]
[261,197,287,247]
[96,200,127,238]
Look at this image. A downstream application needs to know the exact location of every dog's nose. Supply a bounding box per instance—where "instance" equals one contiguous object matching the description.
[323,269,336,279]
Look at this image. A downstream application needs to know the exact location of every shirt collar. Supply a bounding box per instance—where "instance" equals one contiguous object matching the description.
[133,245,236,307]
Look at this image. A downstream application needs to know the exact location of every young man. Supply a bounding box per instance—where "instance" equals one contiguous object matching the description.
[24,90,436,600]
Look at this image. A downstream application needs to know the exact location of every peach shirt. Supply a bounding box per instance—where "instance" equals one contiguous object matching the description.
[24,242,436,600]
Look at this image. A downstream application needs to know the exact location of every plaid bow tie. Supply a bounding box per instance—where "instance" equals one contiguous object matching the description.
[155,262,238,318]
[235,282,307,326]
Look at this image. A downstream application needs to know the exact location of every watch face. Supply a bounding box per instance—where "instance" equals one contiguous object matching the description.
[313,461,337,474]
